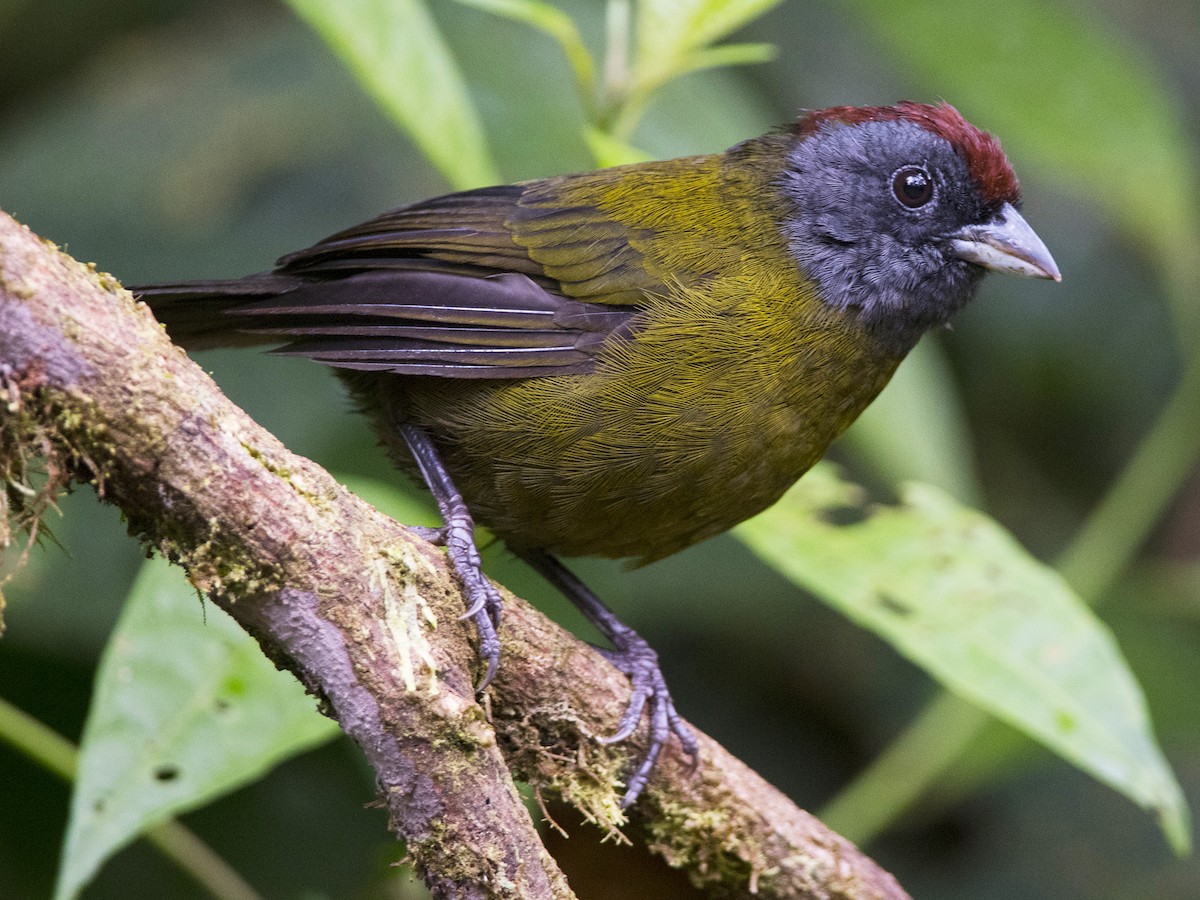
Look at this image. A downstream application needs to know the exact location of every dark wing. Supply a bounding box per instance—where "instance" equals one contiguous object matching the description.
[276,186,549,278]
[184,181,666,378]
[230,268,635,378]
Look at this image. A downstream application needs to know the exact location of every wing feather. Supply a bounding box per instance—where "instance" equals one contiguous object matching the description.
[223,269,635,378]
[150,173,703,377]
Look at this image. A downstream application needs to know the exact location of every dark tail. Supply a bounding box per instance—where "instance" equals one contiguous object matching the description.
[131,273,298,350]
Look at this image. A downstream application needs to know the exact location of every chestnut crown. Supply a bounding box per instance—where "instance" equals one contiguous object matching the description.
[778,102,1055,349]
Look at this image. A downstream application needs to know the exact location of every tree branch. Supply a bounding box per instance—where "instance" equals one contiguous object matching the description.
[0,210,908,900]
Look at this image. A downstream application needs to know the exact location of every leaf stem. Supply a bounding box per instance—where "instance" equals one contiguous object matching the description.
[143,821,265,900]
[0,695,263,900]
[818,692,988,838]
[600,0,631,123]
[0,692,76,779]
[1056,348,1200,598]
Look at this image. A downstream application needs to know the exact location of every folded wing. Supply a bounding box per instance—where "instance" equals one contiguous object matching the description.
[137,181,660,378]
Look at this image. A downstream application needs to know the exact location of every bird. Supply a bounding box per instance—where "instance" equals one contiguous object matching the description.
[132,101,1060,806]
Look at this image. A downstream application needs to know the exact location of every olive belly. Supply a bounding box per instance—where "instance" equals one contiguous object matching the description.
[373,345,898,563]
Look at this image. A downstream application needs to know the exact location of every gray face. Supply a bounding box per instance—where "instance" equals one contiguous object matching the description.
[779,118,998,350]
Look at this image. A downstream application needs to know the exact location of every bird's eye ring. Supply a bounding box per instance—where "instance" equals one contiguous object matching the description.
[892,166,934,209]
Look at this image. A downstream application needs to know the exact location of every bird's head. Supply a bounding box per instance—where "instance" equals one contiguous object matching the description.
[778,101,1059,349]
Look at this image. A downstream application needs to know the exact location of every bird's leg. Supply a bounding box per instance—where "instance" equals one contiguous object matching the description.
[516,548,699,807]
[397,421,502,690]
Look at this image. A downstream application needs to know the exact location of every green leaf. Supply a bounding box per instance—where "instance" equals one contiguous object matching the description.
[632,0,783,92]
[737,464,1190,853]
[636,0,783,62]
[839,0,1200,331]
[452,0,597,101]
[285,0,499,190]
[673,40,776,78]
[55,558,339,900]
[582,125,652,168]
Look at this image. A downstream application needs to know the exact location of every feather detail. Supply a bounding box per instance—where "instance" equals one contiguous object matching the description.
[140,268,636,377]
[796,101,1019,207]
[239,270,636,377]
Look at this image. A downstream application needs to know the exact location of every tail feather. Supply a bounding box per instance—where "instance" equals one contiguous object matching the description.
[131,273,299,350]
[130,266,635,379]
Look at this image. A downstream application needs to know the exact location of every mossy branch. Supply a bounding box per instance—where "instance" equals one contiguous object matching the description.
[0,210,907,900]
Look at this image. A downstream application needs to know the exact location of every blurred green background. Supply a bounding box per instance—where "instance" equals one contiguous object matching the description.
[2,0,1200,897]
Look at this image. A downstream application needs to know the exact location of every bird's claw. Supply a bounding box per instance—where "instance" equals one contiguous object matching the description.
[408,524,447,543]
[430,520,503,691]
[599,636,699,808]
[513,549,698,808]
[471,603,501,691]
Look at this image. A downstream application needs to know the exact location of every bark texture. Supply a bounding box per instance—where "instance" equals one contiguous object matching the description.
[0,210,908,900]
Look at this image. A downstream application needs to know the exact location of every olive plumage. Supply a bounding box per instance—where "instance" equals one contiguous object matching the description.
[135,102,1059,805]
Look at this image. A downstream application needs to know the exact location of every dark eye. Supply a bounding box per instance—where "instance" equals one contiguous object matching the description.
[892,166,934,208]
